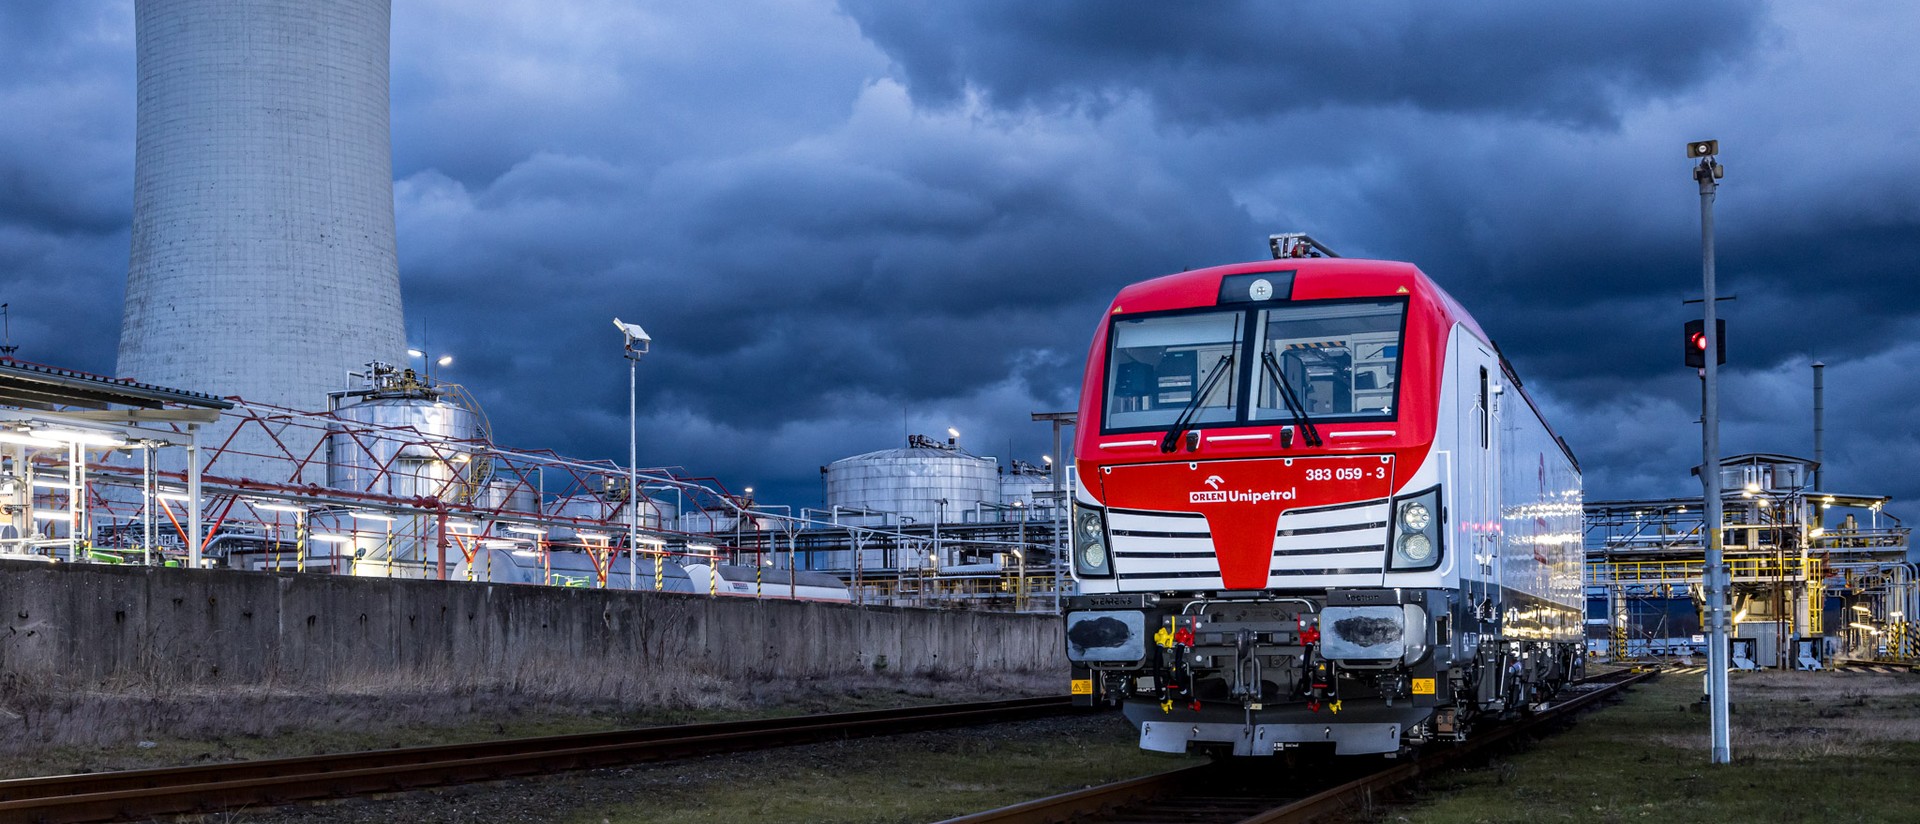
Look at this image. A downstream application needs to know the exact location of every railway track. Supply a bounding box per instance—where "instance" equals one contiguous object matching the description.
[0,695,1071,824]
[939,670,1655,824]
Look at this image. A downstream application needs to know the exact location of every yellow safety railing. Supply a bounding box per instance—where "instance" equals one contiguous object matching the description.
[1588,556,1823,586]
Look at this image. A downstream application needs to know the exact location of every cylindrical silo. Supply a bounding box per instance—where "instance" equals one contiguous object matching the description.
[824,436,999,525]
[327,393,481,500]
[120,0,405,483]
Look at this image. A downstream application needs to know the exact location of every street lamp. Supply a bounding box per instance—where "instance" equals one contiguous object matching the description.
[614,318,651,590]
[406,348,454,383]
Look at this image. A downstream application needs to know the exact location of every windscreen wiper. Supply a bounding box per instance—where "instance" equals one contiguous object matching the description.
[1261,351,1322,447]
[1160,354,1233,453]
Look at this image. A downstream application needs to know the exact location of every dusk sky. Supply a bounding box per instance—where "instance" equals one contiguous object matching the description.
[3,2,1916,516]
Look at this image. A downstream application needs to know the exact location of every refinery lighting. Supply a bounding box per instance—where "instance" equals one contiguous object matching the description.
[481,539,517,548]
[310,533,356,544]
[30,427,127,447]
[252,501,306,514]
[504,525,546,536]
[31,511,73,520]
[155,492,194,503]
[349,511,396,522]
[0,430,64,448]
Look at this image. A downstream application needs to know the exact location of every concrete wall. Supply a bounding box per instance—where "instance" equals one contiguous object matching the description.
[0,560,1063,688]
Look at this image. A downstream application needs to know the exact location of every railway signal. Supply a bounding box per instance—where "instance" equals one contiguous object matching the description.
[1691,137,1731,765]
[1684,318,1725,368]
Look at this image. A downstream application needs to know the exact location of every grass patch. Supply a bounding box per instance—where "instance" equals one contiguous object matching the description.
[1388,670,1920,823]
[561,716,1192,824]
[0,670,1062,780]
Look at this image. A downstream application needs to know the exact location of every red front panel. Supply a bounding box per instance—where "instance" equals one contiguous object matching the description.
[1099,454,1395,589]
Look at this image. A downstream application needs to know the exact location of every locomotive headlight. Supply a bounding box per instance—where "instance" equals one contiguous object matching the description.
[1078,509,1104,541]
[1073,505,1113,578]
[1399,533,1433,563]
[1081,540,1108,569]
[1399,501,1431,533]
[1387,485,1443,572]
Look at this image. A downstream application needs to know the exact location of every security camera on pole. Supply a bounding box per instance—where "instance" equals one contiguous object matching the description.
[1688,139,1731,765]
[614,318,651,590]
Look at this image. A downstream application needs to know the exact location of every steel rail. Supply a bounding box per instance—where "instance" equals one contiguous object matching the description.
[0,695,1070,824]
[939,670,1654,824]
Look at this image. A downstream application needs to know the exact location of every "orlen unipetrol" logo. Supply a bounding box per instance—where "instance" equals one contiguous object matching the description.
[1189,474,1296,504]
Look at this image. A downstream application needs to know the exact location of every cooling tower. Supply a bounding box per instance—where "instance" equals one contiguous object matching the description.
[120,0,405,481]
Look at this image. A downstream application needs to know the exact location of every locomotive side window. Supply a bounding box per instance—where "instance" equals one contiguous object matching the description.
[1479,366,1490,448]
[1249,300,1406,423]
[1105,311,1244,431]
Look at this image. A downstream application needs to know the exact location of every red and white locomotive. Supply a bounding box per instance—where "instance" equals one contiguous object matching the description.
[1064,235,1583,756]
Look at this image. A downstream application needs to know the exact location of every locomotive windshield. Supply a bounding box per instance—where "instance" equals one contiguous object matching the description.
[1102,299,1406,433]
[1104,311,1244,431]
[1250,300,1406,422]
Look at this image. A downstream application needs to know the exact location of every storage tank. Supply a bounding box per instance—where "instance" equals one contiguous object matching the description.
[326,366,482,501]
[825,435,998,525]
[999,459,1055,509]
[120,0,405,483]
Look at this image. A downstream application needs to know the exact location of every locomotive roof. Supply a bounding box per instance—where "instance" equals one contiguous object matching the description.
[1107,257,1485,341]
[1097,256,1577,471]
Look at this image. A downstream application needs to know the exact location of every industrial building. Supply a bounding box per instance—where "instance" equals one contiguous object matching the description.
[1584,452,1910,668]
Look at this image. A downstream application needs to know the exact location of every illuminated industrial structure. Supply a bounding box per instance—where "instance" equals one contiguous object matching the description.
[0,359,1066,611]
[1584,453,1909,668]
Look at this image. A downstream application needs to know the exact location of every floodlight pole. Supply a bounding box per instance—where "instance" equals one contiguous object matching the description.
[617,319,650,591]
[628,349,638,590]
[1695,143,1731,765]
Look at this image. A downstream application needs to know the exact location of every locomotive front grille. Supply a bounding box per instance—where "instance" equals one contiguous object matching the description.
[1108,498,1390,589]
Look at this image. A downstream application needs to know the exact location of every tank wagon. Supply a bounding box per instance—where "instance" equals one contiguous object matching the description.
[1064,235,1583,756]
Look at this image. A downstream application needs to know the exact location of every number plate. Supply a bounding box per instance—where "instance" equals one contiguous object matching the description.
[1411,677,1435,695]
[1070,678,1094,695]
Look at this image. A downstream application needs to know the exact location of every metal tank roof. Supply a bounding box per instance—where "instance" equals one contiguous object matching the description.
[825,435,999,524]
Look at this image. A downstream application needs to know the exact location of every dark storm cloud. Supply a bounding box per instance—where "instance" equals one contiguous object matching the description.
[0,2,131,370]
[6,0,1919,513]
[838,0,1766,126]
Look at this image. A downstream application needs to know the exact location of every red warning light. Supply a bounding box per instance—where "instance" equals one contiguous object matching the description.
[1684,319,1725,368]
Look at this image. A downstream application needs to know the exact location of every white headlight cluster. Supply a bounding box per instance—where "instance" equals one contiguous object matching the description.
[1074,506,1111,576]
[1390,488,1443,570]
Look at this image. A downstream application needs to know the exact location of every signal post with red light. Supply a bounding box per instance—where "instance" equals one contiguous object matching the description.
[1684,318,1726,369]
